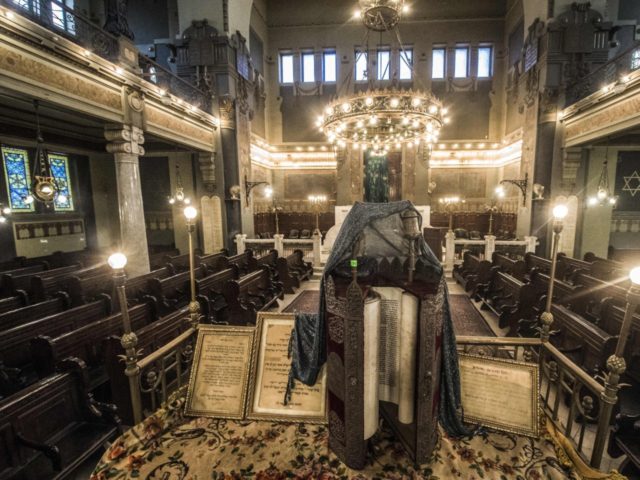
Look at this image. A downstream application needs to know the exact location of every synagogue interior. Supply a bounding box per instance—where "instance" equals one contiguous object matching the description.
[0,0,639,478]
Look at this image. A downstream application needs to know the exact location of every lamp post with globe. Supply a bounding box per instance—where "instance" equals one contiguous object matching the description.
[184,206,201,329]
[539,204,568,342]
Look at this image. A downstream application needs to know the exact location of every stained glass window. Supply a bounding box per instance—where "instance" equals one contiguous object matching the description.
[632,49,640,71]
[2,146,34,212]
[48,153,74,211]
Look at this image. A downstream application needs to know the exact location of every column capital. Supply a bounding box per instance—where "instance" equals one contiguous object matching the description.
[105,124,145,156]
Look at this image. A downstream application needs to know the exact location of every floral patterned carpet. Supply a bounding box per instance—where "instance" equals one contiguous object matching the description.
[91,392,599,480]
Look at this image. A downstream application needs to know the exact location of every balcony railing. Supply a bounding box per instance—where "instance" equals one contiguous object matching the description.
[565,40,640,107]
[1,0,212,112]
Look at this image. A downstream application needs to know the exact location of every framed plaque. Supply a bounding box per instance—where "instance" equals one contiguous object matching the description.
[459,354,539,437]
[246,312,327,423]
[185,325,255,419]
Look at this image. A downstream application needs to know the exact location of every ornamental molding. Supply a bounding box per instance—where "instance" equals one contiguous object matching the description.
[104,124,145,155]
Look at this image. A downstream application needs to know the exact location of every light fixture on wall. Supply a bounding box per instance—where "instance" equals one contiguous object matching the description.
[587,145,618,207]
[499,172,529,206]
[317,0,448,154]
[0,204,10,224]
[244,174,271,205]
[25,101,66,207]
[168,164,191,206]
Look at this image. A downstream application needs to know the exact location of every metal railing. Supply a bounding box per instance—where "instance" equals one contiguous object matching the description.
[565,40,640,107]
[445,234,538,270]
[283,239,314,263]
[131,327,196,422]
[2,0,211,110]
[457,335,617,469]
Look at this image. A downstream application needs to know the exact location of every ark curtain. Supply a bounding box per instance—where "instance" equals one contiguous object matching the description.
[364,152,389,203]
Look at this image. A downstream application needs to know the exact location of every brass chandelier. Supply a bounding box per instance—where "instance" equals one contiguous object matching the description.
[318,0,450,154]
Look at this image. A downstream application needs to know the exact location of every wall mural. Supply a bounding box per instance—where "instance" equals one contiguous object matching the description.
[285,173,335,199]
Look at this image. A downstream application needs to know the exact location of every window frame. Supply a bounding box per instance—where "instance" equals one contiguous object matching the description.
[399,48,413,80]
[47,152,74,212]
[301,51,315,83]
[2,145,35,212]
[377,49,391,81]
[477,45,493,78]
[355,49,368,82]
[323,50,337,83]
[51,0,76,35]
[279,52,295,85]
[431,47,446,80]
[454,46,470,78]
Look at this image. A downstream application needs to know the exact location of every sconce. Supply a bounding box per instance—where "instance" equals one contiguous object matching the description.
[244,174,271,205]
[499,172,529,206]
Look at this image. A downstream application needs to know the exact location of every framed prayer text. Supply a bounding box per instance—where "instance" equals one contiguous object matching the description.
[246,312,327,423]
[184,325,255,419]
[459,354,539,437]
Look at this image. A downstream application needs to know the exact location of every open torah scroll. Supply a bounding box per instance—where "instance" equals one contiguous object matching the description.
[363,287,419,439]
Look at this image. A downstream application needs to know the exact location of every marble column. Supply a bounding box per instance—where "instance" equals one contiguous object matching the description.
[105,124,150,277]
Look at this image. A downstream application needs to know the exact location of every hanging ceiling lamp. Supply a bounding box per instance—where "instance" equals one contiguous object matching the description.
[26,101,66,207]
[318,0,450,155]
[587,144,618,207]
[168,164,191,206]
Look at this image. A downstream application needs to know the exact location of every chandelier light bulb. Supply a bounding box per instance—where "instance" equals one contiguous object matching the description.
[0,216,6,224]
[428,105,438,114]
[629,266,640,286]
[390,97,399,108]
[587,196,598,206]
[411,97,421,107]
[341,102,351,112]
[553,204,569,220]
[325,106,334,116]
[596,188,607,200]
[365,97,374,106]
[184,198,191,205]
[2,207,10,215]
[169,197,176,205]
[608,197,617,205]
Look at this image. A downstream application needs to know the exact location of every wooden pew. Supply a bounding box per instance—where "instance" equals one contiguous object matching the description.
[0,293,70,333]
[608,413,640,477]
[275,250,312,294]
[0,298,112,391]
[222,268,283,325]
[31,264,110,302]
[255,249,278,272]
[66,271,114,307]
[600,301,640,383]
[3,264,79,297]
[30,302,158,391]
[0,361,120,480]
[453,251,492,295]
[147,267,206,314]
[523,252,551,278]
[527,270,587,316]
[480,270,537,335]
[198,250,229,273]
[584,252,626,281]
[548,304,618,376]
[104,308,190,424]
[195,266,239,323]
[573,272,637,324]
[555,253,591,283]
[164,249,202,274]
[124,267,171,306]
[0,292,29,314]
[0,263,48,296]
[492,252,526,281]
[227,251,258,275]
[149,248,179,270]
